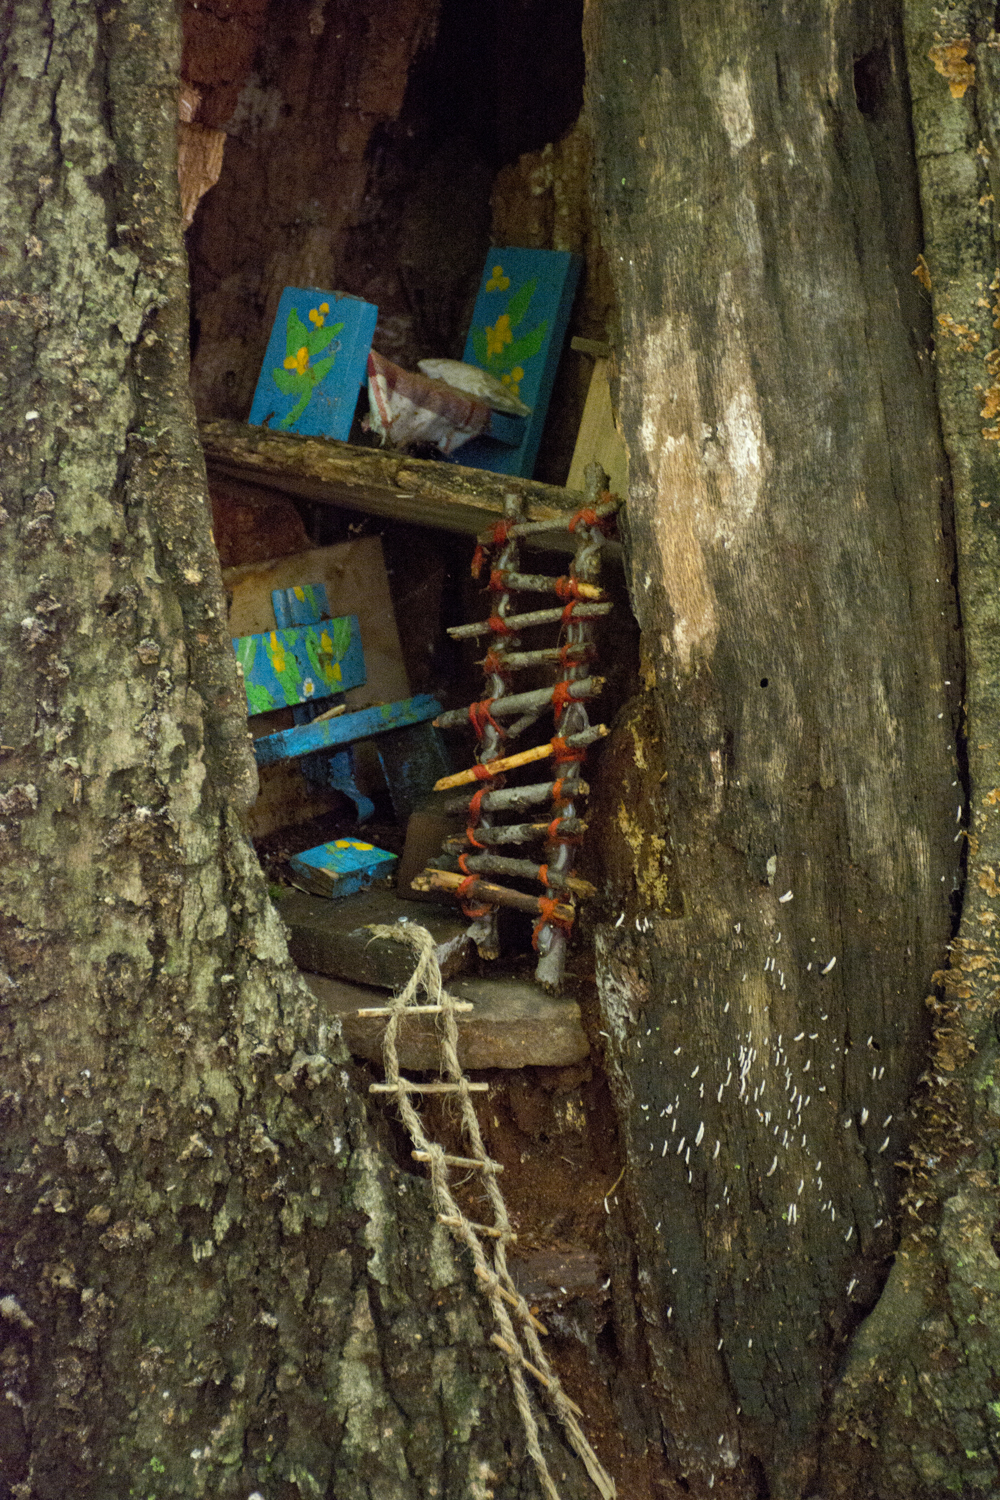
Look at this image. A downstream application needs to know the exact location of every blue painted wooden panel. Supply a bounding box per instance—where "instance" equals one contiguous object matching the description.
[271,582,331,628]
[253,695,442,767]
[451,249,581,478]
[268,584,375,821]
[249,288,377,440]
[233,616,366,715]
[289,838,397,899]
[373,722,453,821]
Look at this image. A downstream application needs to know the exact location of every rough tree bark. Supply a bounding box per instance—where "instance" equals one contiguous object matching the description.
[585,2,963,1496]
[0,7,594,1499]
[826,4,1000,1496]
[5,2,998,1498]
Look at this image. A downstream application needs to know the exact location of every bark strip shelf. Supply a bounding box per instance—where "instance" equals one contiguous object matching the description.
[200,418,590,539]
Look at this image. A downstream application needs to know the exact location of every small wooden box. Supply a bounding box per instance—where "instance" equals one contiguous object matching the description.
[289,839,398,899]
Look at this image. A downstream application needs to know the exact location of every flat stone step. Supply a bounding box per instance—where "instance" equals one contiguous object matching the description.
[303,972,589,1070]
[274,888,473,989]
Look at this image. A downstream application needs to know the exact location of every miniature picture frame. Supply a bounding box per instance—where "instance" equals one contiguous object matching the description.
[249,287,378,440]
[450,248,581,478]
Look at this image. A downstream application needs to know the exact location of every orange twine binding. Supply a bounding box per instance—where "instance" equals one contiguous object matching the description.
[532,896,574,951]
[468,699,506,742]
[551,680,577,715]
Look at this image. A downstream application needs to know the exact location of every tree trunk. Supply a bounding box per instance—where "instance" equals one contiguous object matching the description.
[824,5,1000,1495]
[585,2,959,1494]
[0,7,594,1498]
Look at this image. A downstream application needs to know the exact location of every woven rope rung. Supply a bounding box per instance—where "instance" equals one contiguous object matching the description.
[370,1080,489,1094]
[490,1336,584,1418]
[365,921,617,1500]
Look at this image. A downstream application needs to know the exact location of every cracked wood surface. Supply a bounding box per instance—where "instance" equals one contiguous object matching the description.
[200,418,586,537]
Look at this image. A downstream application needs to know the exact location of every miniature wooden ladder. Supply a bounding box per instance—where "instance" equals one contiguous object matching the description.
[413,464,619,989]
[363,922,616,1500]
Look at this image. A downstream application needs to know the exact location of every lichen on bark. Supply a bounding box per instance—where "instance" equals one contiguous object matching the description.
[0,5,594,1498]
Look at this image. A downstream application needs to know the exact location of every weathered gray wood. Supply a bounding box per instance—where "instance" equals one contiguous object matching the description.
[586,0,959,1493]
[826,7,1000,1496]
[200,417,586,537]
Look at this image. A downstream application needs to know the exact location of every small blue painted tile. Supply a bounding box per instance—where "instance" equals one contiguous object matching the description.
[249,288,377,440]
[450,248,581,478]
[289,839,398,899]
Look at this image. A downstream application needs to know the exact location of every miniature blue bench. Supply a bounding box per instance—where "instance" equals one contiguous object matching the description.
[234,582,450,896]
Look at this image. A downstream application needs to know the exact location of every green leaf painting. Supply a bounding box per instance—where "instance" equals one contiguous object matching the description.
[236,636,275,715]
[471,273,547,398]
[505,277,537,330]
[331,616,352,660]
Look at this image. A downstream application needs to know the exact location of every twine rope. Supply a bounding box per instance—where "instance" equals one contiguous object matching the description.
[365,922,616,1500]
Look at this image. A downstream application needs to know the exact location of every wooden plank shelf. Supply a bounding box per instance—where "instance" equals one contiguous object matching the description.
[199,419,588,539]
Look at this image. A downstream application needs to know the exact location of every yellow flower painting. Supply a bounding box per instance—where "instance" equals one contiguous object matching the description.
[283,345,310,376]
[485,313,513,359]
[501,365,525,398]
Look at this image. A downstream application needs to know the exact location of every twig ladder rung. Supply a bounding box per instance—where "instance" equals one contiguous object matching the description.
[437,1213,513,1240]
[411,869,576,921]
[411,1149,504,1172]
[490,1336,585,1418]
[475,1266,549,1335]
[433,676,603,729]
[447,601,612,640]
[355,1002,474,1017]
[370,1080,489,1094]
[473,496,619,543]
[441,780,590,816]
[443,817,587,849]
[433,724,608,790]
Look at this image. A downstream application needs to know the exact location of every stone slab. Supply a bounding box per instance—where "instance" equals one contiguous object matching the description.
[302,971,589,1069]
[275,888,472,988]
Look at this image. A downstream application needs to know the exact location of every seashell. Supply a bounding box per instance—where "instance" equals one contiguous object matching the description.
[417,358,532,417]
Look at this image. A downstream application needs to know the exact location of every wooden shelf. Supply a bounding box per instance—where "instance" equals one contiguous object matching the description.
[200,419,587,539]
